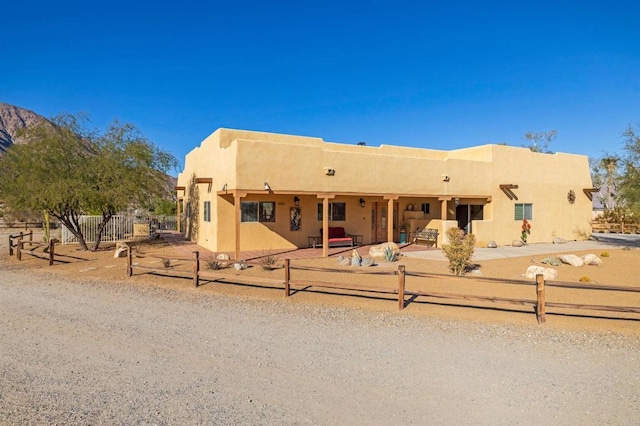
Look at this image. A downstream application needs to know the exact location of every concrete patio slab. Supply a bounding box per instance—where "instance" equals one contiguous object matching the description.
[403,234,640,261]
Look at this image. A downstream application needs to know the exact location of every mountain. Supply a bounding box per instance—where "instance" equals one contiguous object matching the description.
[0,102,54,155]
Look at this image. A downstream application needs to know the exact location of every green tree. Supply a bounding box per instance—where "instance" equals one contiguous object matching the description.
[0,114,178,250]
[618,124,640,214]
[523,130,557,153]
[153,198,177,216]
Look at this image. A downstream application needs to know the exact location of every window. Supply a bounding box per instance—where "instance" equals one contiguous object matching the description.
[241,201,276,223]
[515,203,533,220]
[260,202,276,222]
[421,203,430,214]
[203,201,211,222]
[317,202,346,221]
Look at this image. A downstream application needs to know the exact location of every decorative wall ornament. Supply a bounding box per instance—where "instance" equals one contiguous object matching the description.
[290,207,301,231]
[567,189,576,204]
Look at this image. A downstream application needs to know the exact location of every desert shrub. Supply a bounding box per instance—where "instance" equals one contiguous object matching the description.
[579,276,591,283]
[161,258,172,268]
[541,257,561,266]
[600,251,610,257]
[384,245,399,262]
[205,258,222,270]
[259,252,279,270]
[442,227,476,276]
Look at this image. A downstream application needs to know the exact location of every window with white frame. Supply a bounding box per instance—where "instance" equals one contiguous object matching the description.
[515,203,533,220]
[317,202,346,221]
[203,201,211,222]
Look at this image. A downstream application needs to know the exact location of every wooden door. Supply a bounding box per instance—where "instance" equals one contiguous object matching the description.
[371,202,398,243]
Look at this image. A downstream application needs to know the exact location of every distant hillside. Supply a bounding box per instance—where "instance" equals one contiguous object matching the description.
[0,102,54,155]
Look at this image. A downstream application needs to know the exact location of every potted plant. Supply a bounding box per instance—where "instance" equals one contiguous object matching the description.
[399,223,409,243]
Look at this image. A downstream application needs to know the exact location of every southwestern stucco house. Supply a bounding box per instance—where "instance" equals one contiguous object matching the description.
[176,128,594,259]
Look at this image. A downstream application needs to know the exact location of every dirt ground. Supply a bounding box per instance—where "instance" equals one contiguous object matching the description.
[2,229,639,335]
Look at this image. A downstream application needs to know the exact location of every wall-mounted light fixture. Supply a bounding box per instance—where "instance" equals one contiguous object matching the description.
[221,183,227,192]
[454,197,460,206]
[359,198,365,208]
[264,182,271,191]
[294,196,300,207]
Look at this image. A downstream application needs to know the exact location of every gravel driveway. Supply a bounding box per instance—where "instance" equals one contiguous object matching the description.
[1,268,639,425]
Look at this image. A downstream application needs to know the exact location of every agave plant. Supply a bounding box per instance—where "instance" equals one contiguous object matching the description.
[383,245,398,262]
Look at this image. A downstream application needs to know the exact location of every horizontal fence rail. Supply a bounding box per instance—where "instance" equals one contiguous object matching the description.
[592,221,640,234]
[8,232,57,265]
[125,250,640,324]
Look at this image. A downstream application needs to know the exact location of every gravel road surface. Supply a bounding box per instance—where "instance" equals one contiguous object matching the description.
[1,268,639,425]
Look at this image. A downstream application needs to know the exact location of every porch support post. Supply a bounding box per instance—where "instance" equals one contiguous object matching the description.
[234,193,241,261]
[387,198,394,243]
[439,197,451,221]
[322,197,329,258]
[176,198,182,233]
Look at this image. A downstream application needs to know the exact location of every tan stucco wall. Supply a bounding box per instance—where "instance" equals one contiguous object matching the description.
[177,129,593,252]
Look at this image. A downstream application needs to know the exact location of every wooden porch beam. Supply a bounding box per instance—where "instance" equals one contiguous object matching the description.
[499,184,518,201]
[583,187,599,201]
[195,178,213,184]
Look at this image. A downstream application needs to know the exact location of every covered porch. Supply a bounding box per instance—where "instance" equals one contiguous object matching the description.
[176,183,491,259]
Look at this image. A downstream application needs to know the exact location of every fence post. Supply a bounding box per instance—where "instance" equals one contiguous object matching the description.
[8,235,13,256]
[16,238,22,261]
[48,240,55,266]
[193,251,200,287]
[126,245,133,277]
[284,259,290,297]
[398,265,406,311]
[536,274,546,324]
[28,230,33,242]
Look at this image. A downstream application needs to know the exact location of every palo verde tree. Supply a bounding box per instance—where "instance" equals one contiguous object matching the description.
[523,130,557,153]
[617,124,640,214]
[0,114,178,251]
[590,155,620,212]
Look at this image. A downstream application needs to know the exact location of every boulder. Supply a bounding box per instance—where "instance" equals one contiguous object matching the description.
[337,255,351,266]
[558,254,584,267]
[487,240,497,248]
[369,242,400,258]
[553,237,566,244]
[216,253,231,267]
[512,240,524,247]
[582,253,603,266]
[524,265,558,280]
[360,257,375,267]
[350,249,362,266]
[114,243,129,258]
[234,261,247,271]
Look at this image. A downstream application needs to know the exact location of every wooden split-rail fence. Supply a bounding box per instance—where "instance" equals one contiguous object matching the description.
[126,248,640,324]
[8,231,57,266]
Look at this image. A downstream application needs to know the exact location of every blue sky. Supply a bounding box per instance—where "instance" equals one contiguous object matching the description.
[3,1,639,170]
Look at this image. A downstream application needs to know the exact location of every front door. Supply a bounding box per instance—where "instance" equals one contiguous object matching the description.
[371,202,398,243]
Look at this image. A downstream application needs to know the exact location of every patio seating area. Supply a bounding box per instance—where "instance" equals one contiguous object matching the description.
[159,231,433,262]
